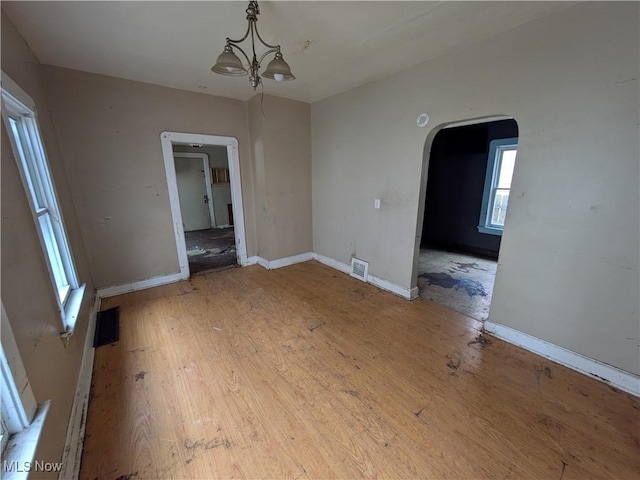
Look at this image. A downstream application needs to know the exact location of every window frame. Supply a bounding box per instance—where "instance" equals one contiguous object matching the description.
[1,72,85,335]
[1,301,50,473]
[478,137,518,236]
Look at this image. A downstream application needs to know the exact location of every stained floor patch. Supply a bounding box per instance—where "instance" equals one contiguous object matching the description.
[419,272,487,298]
[417,249,497,321]
[452,262,489,273]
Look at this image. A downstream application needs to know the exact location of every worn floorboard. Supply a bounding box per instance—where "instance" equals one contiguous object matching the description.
[185,227,237,274]
[80,261,639,479]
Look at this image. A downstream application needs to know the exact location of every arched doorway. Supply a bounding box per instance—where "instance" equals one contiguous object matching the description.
[412,117,519,321]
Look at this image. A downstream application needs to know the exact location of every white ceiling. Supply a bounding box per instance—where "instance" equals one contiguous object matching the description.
[3,1,576,103]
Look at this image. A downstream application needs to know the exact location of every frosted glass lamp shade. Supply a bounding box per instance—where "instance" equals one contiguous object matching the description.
[212,48,248,76]
[262,53,295,81]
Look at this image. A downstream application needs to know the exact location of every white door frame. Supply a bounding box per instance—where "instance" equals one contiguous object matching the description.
[173,152,217,228]
[160,132,248,279]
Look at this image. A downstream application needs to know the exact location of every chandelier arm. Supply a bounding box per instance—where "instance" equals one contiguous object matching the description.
[253,23,279,50]
[228,42,252,66]
[257,47,280,66]
[227,20,252,44]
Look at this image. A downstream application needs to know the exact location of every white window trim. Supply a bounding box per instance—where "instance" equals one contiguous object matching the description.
[1,302,50,479]
[478,137,518,236]
[1,71,85,336]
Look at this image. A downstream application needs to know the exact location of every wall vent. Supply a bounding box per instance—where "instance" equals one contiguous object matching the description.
[350,257,369,282]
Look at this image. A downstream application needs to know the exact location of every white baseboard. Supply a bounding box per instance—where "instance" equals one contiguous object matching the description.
[59,294,101,480]
[257,256,270,269]
[268,252,314,270]
[250,252,314,270]
[368,275,417,300]
[312,253,416,300]
[312,252,351,275]
[484,321,640,397]
[245,256,259,266]
[96,271,186,298]
[248,251,415,300]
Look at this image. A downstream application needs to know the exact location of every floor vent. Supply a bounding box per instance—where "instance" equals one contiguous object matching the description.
[350,257,369,282]
[93,307,120,348]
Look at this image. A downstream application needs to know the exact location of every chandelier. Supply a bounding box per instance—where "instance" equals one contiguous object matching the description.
[211,0,295,90]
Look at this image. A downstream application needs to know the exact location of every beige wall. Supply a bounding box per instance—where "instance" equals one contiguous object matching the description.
[312,2,639,374]
[248,95,269,260]
[248,94,312,260]
[42,66,257,288]
[1,12,95,470]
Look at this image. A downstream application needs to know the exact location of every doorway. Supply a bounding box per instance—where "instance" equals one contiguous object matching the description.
[173,149,237,274]
[160,132,248,279]
[416,118,518,321]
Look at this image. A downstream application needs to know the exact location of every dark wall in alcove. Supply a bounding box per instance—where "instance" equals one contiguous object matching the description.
[421,119,519,259]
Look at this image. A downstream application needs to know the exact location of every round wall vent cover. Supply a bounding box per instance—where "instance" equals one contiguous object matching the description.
[416,113,429,127]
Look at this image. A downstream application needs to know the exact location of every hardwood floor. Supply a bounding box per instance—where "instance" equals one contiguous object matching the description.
[80,261,639,479]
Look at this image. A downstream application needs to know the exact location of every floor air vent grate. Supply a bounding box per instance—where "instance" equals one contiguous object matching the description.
[93,307,120,347]
[350,258,369,282]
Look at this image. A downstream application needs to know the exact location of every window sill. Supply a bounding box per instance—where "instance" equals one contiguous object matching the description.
[1,401,51,480]
[477,225,503,236]
[60,284,86,339]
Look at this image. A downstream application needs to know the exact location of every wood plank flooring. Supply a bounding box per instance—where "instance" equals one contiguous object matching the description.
[80,261,640,479]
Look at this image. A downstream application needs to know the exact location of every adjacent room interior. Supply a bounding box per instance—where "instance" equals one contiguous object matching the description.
[1,1,638,479]
[172,145,237,274]
[417,118,518,321]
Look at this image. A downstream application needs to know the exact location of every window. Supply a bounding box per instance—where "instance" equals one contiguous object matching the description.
[1,343,37,457]
[478,138,518,235]
[1,302,50,472]
[1,72,85,333]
